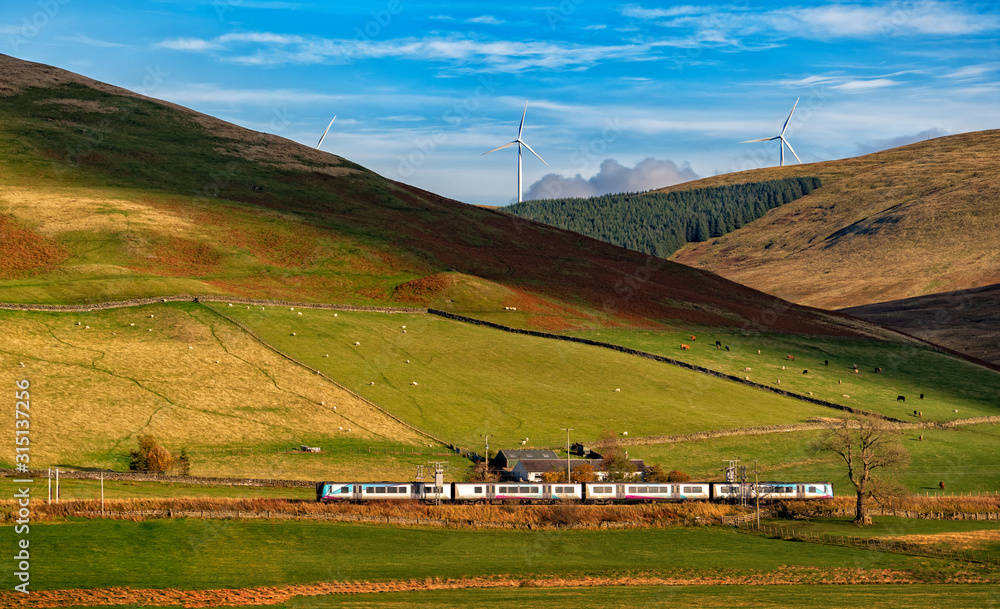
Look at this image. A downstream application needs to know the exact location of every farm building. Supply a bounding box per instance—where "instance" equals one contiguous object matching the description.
[510,458,647,482]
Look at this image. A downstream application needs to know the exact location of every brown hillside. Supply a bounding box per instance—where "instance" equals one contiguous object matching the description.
[841,283,1000,365]
[0,53,887,339]
[666,130,1000,310]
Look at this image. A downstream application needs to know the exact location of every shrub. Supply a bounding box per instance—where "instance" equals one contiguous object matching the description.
[666,470,691,482]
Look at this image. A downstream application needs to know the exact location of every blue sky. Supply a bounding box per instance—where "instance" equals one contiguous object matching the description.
[2,1,998,205]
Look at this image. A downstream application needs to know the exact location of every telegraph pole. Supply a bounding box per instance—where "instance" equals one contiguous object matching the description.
[560,427,574,483]
[754,459,760,530]
[480,433,490,463]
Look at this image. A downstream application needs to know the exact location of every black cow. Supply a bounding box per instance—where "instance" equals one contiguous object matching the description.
[802,370,808,374]
[875,367,882,374]
[897,395,906,402]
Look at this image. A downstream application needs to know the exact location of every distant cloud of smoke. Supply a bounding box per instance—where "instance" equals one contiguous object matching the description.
[856,129,948,155]
[524,158,699,200]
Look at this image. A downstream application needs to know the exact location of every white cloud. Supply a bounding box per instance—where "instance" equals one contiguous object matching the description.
[58,33,129,48]
[383,115,425,122]
[623,1,999,40]
[945,64,999,80]
[525,158,699,200]
[155,37,223,52]
[153,32,670,73]
[468,16,503,25]
[831,78,900,91]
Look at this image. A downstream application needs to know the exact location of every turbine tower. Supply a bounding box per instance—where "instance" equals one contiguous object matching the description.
[482,101,548,203]
[316,116,336,149]
[740,98,801,166]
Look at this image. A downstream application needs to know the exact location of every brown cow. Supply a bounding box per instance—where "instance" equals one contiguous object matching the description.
[680,344,691,350]
[787,355,795,361]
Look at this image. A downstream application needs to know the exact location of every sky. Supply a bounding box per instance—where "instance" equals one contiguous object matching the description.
[2,1,998,205]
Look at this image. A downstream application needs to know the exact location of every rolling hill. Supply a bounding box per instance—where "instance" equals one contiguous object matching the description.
[663,130,1000,311]
[0,53,885,338]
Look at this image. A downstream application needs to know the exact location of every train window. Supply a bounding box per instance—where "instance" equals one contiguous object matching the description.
[339,486,350,493]
[808,486,817,493]
[375,487,386,493]
[628,487,637,493]
[683,486,697,493]
[474,486,483,494]
[520,486,531,493]
[602,486,612,494]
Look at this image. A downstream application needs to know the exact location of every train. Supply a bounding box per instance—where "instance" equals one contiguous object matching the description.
[316,481,834,504]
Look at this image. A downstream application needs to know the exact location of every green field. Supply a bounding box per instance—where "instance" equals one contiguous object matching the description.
[207,304,845,450]
[567,328,1000,422]
[234,585,1000,609]
[1,519,989,591]
[626,423,1000,493]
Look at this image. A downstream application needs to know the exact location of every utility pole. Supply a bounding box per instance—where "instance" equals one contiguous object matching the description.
[754,459,760,530]
[428,461,448,505]
[561,427,574,483]
[480,433,490,463]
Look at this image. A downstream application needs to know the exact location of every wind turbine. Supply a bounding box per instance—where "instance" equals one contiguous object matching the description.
[740,98,801,166]
[482,101,548,203]
[315,116,336,149]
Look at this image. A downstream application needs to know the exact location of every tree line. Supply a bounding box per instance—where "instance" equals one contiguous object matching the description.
[506,176,822,257]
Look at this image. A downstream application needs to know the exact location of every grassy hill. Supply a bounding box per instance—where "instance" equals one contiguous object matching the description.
[663,130,1000,311]
[0,53,884,338]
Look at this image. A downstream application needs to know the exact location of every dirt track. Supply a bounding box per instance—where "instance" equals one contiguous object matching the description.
[3,568,993,608]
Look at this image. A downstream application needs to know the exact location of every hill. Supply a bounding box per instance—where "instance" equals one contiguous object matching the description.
[663,130,1000,311]
[0,53,881,338]
[841,283,1000,365]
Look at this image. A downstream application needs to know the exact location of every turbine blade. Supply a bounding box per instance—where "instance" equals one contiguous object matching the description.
[316,116,336,149]
[518,101,528,139]
[519,140,548,166]
[782,137,802,164]
[739,136,779,143]
[780,97,800,136]
[482,141,517,155]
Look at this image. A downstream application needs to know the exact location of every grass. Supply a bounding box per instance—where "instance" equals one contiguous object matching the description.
[233,585,1000,609]
[1,519,983,590]
[206,304,843,450]
[0,477,314,502]
[565,327,1000,422]
[626,424,1000,493]
[0,302,438,478]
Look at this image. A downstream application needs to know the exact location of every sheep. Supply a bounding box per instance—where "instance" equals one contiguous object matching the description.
[521,439,527,445]
[148,314,154,318]
[76,322,80,325]
[19,362,25,367]
[842,394,850,398]
[324,354,329,358]
[853,369,859,374]
[402,330,406,333]
[290,307,294,311]
[369,382,375,385]
[411,381,418,386]
[745,376,750,380]
[321,401,326,405]
[614,388,621,392]
[297,312,303,316]
[130,323,135,326]
[680,344,691,350]
[334,314,337,317]
[808,392,813,396]
[405,359,410,363]
[85,326,89,329]
[776,379,781,384]
[402,326,406,329]
[189,346,193,350]
[781,365,785,370]
[148,329,152,332]
[228,303,233,307]
[757,349,761,355]
[354,341,360,346]
[111,332,116,336]
[622,431,628,436]
[838,380,842,385]
[291,332,296,336]
[215,360,220,364]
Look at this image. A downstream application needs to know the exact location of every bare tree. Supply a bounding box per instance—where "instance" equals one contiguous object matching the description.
[816,416,909,526]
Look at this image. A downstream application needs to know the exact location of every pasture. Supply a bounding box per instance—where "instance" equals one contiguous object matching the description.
[3,519,987,591]
[566,328,1000,422]
[206,304,843,450]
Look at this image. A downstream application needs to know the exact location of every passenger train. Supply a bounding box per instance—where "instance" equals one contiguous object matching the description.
[316,481,834,504]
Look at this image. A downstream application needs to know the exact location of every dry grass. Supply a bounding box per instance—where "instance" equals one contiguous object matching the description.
[0,303,426,472]
[0,495,747,527]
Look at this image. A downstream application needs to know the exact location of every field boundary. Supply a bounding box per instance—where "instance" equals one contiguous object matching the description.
[0,468,315,487]
[427,309,908,424]
[201,304,454,450]
[0,294,426,314]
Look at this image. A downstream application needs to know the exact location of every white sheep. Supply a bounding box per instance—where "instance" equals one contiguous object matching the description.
[76,322,80,325]
[189,346,193,350]
[85,326,89,329]
[228,303,233,307]
[354,341,360,346]
[130,323,135,326]
[148,314,154,318]
[405,359,410,363]
[19,362,25,367]
[297,312,302,315]
[324,354,329,358]
[401,325,406,329]
[291,332,296,336]
[369,381,375,385]
[411,381,418,386]
[320,401,325,405]
[614,388,621,392]
[744,367,752,372]
[290,307,294,311]
[622,431,628,436]
[842,394,850,398]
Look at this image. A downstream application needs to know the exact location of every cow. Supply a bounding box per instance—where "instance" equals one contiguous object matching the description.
[787,355,795,361]
[875,367,882,374]
[716,340,722,349]
[897,395,905,402]
[920,393,925,399]
[824,360,829,366]
[802,370,808,374]
[690,335,697,341]
[680,344,691,350]
[725,345,730,351]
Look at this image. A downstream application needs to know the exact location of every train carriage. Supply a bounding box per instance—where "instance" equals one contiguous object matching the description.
[452,483,582,503]
[584,482,711,502]
[711,482,833,502]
